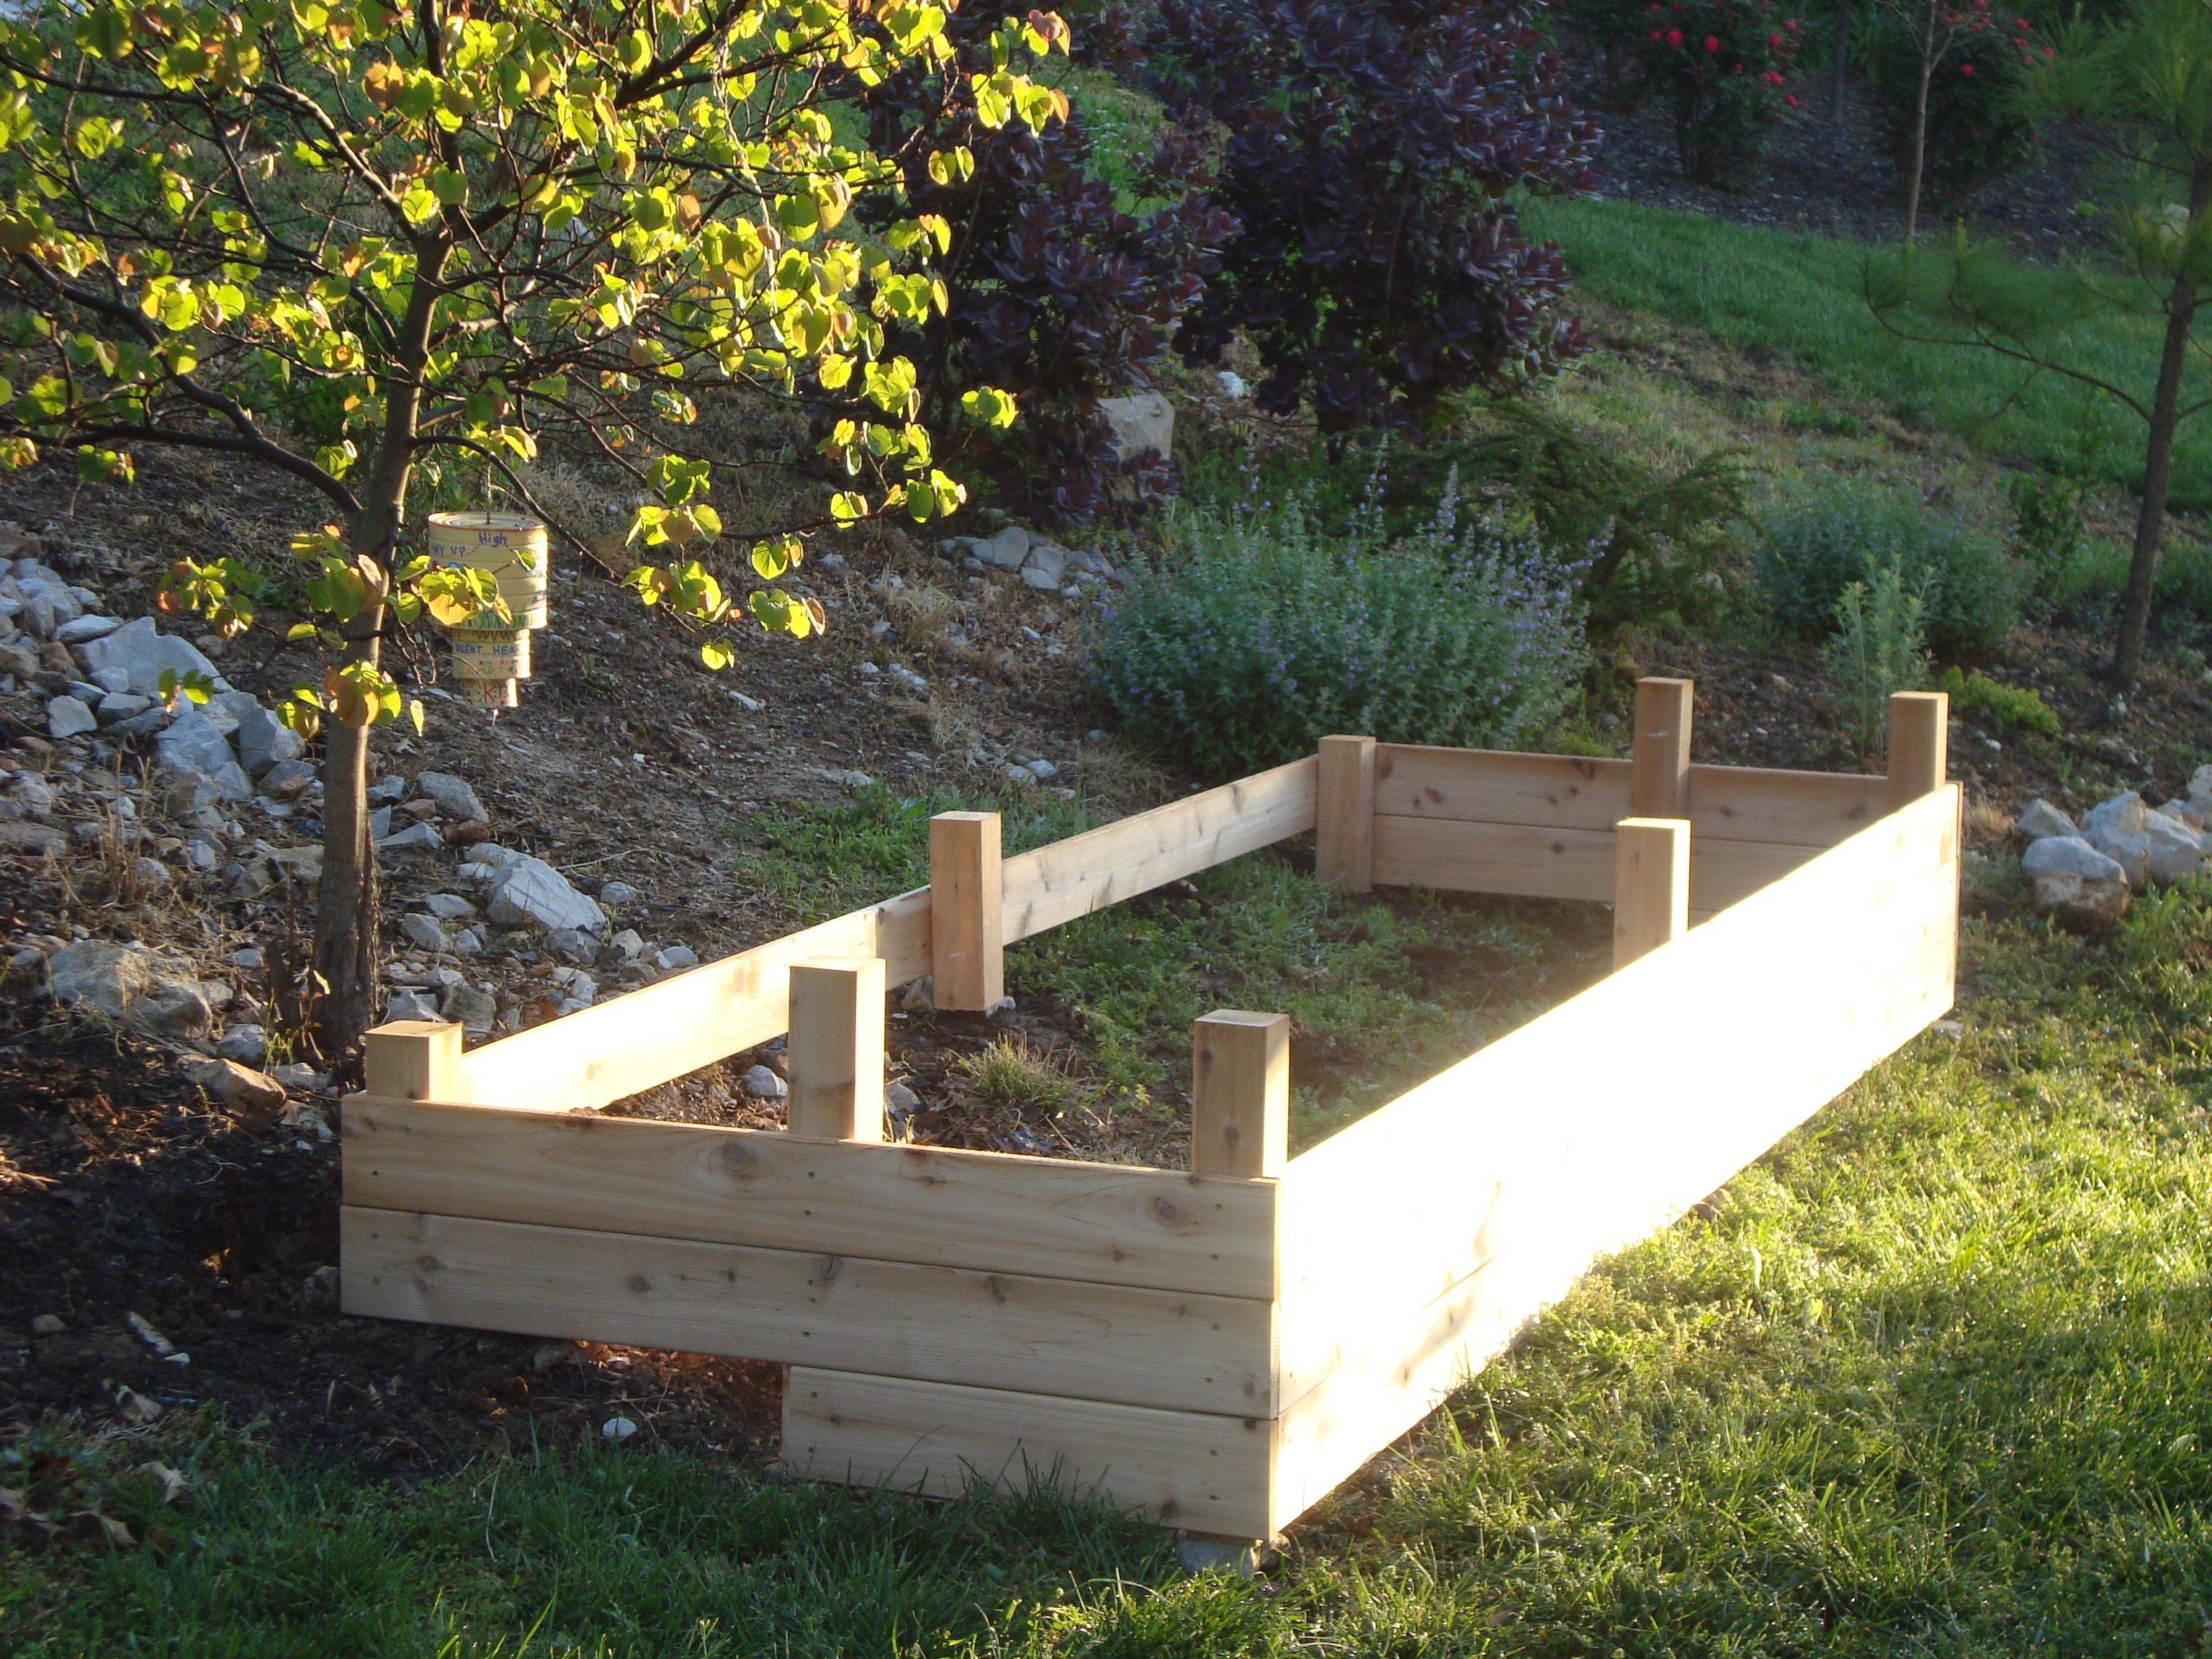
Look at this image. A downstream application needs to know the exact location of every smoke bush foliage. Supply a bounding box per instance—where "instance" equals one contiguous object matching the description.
[1136,0,1600,432]
[1093,465,1591,773]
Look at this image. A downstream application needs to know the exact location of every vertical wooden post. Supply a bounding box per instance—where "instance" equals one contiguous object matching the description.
[1613,817,1690,969]
[1191,1010,1290,1179]
[362,1019,464,1100]
[1316,734,1377,894]
[1631,676,1695,819]
[787,957,886,1142]
[1887,690,1949,810]
[930,810,1003,1010]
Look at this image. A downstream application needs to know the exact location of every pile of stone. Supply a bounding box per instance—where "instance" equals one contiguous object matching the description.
[936,526,1117,595]
[2017,771,2212,924]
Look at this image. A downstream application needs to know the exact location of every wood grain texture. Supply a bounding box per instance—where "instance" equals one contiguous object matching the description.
[1192,1012,1290,1179]
[931,812,1004,1011]
[449,887,930,1113]
[364,1021,462,1101]
[1000,758,1318,942]
[1888,691,1951,810]
[343,1208,1280,1415]
[1632,678,1694,817]
[1613,818,1689,969]
[1273,786,1961,1510]
[1686,764,1888,848]
[1372,745,1631,831]
[1316,736,1377,893]
[787,958,886,1142]
[1372,814,1824,912]
[783,1367,1276,1539]
[341,1100,1282,1298]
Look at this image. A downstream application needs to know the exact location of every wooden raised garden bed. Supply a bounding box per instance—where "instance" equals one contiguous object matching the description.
[340,678,1961,1547]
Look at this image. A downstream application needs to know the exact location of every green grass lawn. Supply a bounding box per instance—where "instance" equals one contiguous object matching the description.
[9,873,2212,1655]
[1525,197,2212,511]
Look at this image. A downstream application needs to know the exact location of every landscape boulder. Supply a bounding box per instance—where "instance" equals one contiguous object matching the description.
[76,617,224,698]
[47,940,227,1038]
[2015,800,2077,842]
[1097,391,1173,462]
[232,703,305,777]
[156,709,253,802]
[2023,835,2131,926]
[414,771,487,823]
[45,696,94,740]
[2143,809,2206,885]
[181,1057,288,1121]
[483,855,607,934]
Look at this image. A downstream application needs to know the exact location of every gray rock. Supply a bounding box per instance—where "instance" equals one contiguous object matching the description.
[484,856,607,934]
[606,927,646,962]
[2023,835,2131,925]
[95,692,154,725]
[886,1079,920,1117]
[46,695,95,739]
[1023,758,1058,782]
[368,774,409,806]
[741,1064,787,1101]
[76,618,222,698]
[545,926,598,964]
[598,880,640,907]
[2144,810,2204,884]
[449,925,485,956]
[181,1056,287,1119]
[1019,542,1069,586]
[419,892,478,920]
[232,704,305,778]
[397,913,449,953]
[1097,390,1173,462]
[2085,819,2152,886]
[886,664,929,696]
[132,855,173,889]
[156,710,252,801]
[1004,763,1037,788]
[185,839,219,872]
[47,940,224,1038]
[6,775,54,817]
[385,988,441,1022]
[414,771,487,823]
[89,665,132,695]
[441,984,498,1034]
[260,758,317,799]
[965,526,1029,570]
[1217,369,1250,400]
[2015,799,2077,841]
[215,1023,269,1066]
[1018,563,1062,592]
[2085,791,2148,838]
[900,974,935,1012]
[378,820,446,853]
[0,820,66,855]
[653,945,698,972]
[272,1061,328,1093]
[53,613,122,645]
[368,805,392,840]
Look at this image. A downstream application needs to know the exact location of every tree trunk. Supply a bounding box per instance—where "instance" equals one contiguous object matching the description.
[2114,276,2202,695]
[307,243,448,1064]
[1829,0,1852,121]
[1903,4,1936,245]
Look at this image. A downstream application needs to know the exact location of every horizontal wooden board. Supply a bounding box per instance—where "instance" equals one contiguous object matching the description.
[450,888,930,1114]
[1371,816,1823,912]
[1372,747,1887,852]
[1282,787,1955,1380]
[343,1208,1279,1415]
[784,1367,1274,1539]
[1275,788,1960,1477]
[341,1100,1281,1299]
[1686,764,1889,848]
[1003,758,1317,942]
[1373,746,1631,832]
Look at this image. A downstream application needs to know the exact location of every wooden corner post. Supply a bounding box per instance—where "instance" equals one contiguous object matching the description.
[1613,818,1690,969]
[787,957,886,1141]
[1887,691,1949,810]
[930,810,1003,1010]
[1316,735,1377,894]
[1631,677,1694,819]
[1191,1010,1290,1179]
[363,1020,464,1101]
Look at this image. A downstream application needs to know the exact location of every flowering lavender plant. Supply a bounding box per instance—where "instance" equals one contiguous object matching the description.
[1092,466,1592,773]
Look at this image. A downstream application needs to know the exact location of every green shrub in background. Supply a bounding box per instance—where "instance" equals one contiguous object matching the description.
[1824,562,1932,757]
[1092,478,1590,775]
[1934,666,2063,737]
[1756,482,2019,652]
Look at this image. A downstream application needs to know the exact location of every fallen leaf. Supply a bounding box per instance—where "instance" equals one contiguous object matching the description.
[68,1509,135,1549]
[114,1385,163,1424]
[136,1461,189,1504]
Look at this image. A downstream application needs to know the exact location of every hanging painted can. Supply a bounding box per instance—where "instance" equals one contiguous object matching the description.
[450,625,532,680]
[426,511,550,629]
[456,675,519,711]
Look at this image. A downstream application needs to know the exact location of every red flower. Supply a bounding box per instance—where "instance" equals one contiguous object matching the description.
[1768,30,1783,45]
[1786,16,1799,27]
[2043,43,2055,54]
[1960,60,1976,74]
[1665,26,1683,43]
[1704,33,1719,49]
[1786,92,1799,105]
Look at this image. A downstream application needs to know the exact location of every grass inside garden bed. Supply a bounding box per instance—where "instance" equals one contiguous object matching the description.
[11,880,2212,1655]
